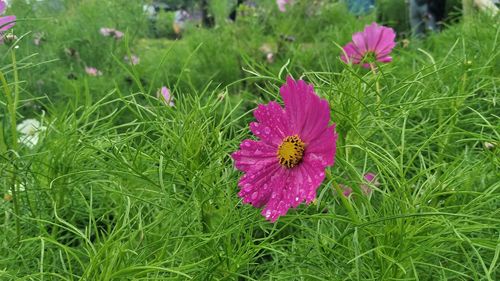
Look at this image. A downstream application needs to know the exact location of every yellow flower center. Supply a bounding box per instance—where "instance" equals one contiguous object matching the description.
[277,135,305,168]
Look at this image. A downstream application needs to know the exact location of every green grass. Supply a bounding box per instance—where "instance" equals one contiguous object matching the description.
[1,0,499,280]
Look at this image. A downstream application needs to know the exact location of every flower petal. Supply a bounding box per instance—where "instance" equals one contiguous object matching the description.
[351,31,369,53]
[261,159,327,222]
[232,139,277,173]
[238,163,283,208]
[341,42,363,64]
[251,101,289,146]
[280,77,331,142]
[306,124,338,167]
[0,15,15,32]
[363,22,383,51]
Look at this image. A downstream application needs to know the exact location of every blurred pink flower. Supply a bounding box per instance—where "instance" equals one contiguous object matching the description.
[85,66,102,77]
[232,76,338,222]
[341,22,396,68]
[158,86,174,106]
[99,27,124,40]
[276,0,292,12]
[0,0,16,43]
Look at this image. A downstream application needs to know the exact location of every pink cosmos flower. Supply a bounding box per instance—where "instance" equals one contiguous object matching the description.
[0,0,15,41]
[85,66,102,77]
[342,172,379,197]
[341,22,396,69]
[158,86,174,106]
[276,0,292,12]
[232,76,338,222]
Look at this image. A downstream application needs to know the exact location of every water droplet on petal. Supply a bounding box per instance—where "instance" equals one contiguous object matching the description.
[295,197,299,202]
[264,127,271,134]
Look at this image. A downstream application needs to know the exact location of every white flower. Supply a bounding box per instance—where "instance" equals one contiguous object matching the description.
[17,118,46,148]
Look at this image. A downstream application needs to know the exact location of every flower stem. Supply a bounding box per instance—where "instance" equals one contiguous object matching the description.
[370,63,381,109]
[1,50,21,242]
[327,170,360,224]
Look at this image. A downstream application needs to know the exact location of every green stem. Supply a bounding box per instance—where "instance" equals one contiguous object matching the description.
[370,63,381,106]
[327,170,360,224]
[1,50,21,241]
[11,50,21,242]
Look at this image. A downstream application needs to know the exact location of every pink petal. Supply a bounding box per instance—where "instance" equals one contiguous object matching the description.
[0,1,5,14]
[252,101,290,146]
[280,77,332,142]
[351,31,369,54]
[297,158,328,202]
[363,22,383,51]
[377,56,392,63]
[161,86,170,100]
[260,169,303,221]
[0,15,15,32]
[341,42,363,64]
[260,158,327,222]
[305,124,338,167]
[363,172,380,188]
[231,140,277,173]
[374,27,396,55]
[238,163,283,208]
[364,173,376,182]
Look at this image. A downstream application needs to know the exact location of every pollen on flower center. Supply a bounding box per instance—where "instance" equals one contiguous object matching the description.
[277,135,305,168]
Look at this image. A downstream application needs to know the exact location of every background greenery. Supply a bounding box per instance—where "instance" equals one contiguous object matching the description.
[1,0,499,280]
